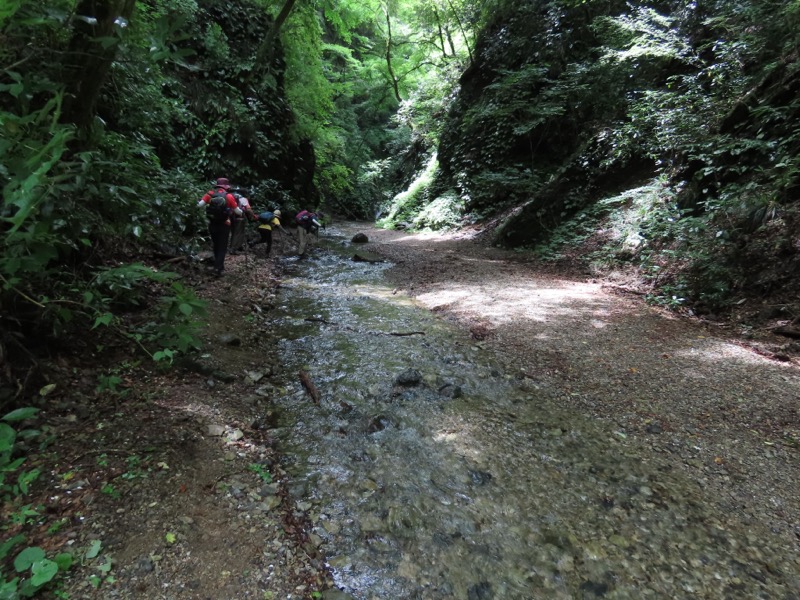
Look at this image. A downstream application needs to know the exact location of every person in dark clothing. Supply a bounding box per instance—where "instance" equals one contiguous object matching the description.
[295,209,322,257]
[254,209,293,257]
[198,177,242,276]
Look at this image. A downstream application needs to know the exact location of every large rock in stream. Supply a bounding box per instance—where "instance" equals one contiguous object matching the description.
[351,251,384,263]
[395,369,422,386]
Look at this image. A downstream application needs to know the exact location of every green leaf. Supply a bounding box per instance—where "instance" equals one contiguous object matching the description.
[14,546,45,572]
[39,384,57,397]
[0,578,20,597]
[178,303,193,316]
[92,313,114,329]
[54,553,73,571]
[2,407,39,422]
[85,540,102,560]
[17,468,40,494]
[30,558,59,586]
[0,534,25,561]
[97,558,112,574]
[0,423,16,452]
[165,532,176,544]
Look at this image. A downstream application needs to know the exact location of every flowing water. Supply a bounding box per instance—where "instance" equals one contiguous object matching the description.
[268,227,799,600]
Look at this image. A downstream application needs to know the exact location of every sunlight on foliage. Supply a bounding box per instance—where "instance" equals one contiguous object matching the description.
[379,153,439,227]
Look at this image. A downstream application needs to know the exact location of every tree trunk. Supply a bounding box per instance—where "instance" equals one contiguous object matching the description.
[252,0,299,73]
[384,6,402,103]
[445,0,473,65]
[62,0,136,133]
[433,6,448,58]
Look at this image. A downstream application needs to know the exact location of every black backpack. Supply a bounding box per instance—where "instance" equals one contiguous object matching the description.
[206,189,231,223]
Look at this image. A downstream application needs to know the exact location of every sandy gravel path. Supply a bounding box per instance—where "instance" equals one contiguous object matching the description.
[340,222,800,554]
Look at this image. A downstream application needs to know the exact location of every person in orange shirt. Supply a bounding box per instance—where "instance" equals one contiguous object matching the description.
[198,177,241,276]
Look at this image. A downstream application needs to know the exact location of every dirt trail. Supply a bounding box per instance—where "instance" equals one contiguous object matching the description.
[27,221,800,599]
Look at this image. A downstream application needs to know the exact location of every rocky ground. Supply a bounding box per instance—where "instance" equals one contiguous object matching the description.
[7,221,800,599]
[357,223,800,561]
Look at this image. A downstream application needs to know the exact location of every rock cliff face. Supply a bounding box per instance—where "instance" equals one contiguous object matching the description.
[436,0,656,244]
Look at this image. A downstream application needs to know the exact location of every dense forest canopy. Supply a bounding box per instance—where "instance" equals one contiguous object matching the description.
[2,0,800,395]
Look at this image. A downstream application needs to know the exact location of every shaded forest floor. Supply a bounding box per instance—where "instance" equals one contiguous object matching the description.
[12,221,800,599]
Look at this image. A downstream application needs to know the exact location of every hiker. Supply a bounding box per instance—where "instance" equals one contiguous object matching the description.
[230,195,256,254]
[254,209,293,257]
[198,177,242,276]
[295,209,322,257]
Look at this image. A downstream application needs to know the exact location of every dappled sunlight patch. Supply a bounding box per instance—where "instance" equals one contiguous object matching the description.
[417,280,610,324]
[673,338,790,368]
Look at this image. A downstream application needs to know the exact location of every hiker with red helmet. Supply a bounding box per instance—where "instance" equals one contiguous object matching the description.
[198,177,242,276]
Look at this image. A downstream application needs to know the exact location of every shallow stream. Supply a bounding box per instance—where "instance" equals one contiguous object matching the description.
[269,226,799,600]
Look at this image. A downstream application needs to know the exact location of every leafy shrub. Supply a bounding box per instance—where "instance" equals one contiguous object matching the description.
[378,154,439,228]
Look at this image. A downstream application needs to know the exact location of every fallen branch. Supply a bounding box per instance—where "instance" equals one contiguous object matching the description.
[772,326,800,339]
[304,317,333,325]
[386,331,425,337]
[299,371,320,404]
[602,283,648,296]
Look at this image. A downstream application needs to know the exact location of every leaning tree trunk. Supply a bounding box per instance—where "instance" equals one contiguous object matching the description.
[445,0,473,65]
[62,0,136,134]
[384,6,402,103]
[252,0,299,75]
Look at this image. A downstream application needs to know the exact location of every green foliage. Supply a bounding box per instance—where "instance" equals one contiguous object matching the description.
[1,408,41,501]
[247,463,272,483]
[412,190,464,230]
[378,153,439,227]
[0,408,72,599]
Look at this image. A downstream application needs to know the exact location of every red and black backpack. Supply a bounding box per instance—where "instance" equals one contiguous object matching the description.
[206,189,231,222]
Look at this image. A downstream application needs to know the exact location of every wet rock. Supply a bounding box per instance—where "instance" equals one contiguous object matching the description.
[351,233,369,244]
[259,496,281,512]
[352,251,384,263]
[219,333,241,346]
[211,370,236,383]
[207,424,225,437]
[395,369,422,386]
[580,580,610,597]
[394,389,418,402]
[367,415,391,433]
[259,483,280,497]
[646,421,663,434]
[174,357,214,376]
[432,532,455,547]
[469,469,493,486]
[135,557,154,575]
[246,371,265,383]
[468,581,493,600]
[439,383,463,398]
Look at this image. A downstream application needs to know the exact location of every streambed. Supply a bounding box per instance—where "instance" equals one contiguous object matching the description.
[268,226,799,600]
